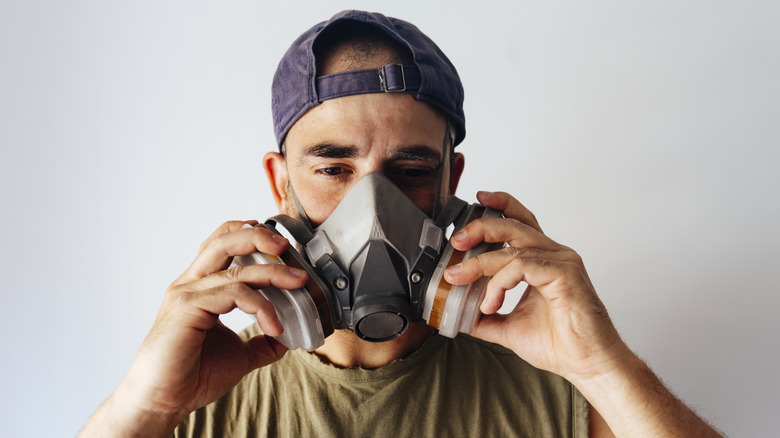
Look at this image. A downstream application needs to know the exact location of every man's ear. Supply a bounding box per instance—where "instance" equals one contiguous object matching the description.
[450,152,465,194]
[263,151,290,212]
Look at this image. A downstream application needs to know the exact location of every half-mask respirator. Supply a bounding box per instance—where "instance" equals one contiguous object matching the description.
[233,172,503,351]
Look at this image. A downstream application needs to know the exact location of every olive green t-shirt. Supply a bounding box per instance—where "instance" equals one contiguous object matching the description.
[174,325,589,437]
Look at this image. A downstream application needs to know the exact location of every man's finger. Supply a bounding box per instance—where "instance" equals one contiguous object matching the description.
[477,191,543,233]
[188,263,308,293]
[444,247,580,305]
[450,216,559,253]
[198,220,259,255]
[178,225,290,283]
[445,246,566,284]
[166,282,284,336]
[245,335,289,370]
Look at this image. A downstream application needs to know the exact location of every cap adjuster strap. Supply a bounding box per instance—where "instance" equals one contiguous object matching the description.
[379,64,406,92]
[316,64,421,101]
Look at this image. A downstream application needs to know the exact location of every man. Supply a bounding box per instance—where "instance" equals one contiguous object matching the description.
[80,10,721,437]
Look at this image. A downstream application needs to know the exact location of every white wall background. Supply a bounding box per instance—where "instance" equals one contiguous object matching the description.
[1,1,778,436]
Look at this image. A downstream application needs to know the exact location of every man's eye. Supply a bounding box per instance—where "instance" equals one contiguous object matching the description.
[398,167,433,178]
[392,167,437,186]
[317,167,345,176]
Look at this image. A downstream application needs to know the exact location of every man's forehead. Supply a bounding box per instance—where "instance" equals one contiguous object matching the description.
[282,92,449,164]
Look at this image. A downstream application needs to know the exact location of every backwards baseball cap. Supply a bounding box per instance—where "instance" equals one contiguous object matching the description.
[272,10,465,148]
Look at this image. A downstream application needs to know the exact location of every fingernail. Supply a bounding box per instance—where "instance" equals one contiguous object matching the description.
[446,264,461,275]
[477,190,493,199]
[480,297,494,313]
[288,267,306,278]
[272,234,286,244]
[452,230,466,241]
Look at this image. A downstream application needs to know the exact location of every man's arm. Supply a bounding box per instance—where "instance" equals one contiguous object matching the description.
[79,221,307,437]
[583,352,720,437]
[444,191,721,437]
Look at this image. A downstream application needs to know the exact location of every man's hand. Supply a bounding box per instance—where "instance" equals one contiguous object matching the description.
[444,191,628,382]
[444,191,722,437]
[79,221,308,438]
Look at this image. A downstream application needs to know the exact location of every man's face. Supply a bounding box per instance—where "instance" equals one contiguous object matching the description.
[266,92,463,226]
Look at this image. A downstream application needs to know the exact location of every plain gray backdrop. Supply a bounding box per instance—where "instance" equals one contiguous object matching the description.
[1,1,778,436]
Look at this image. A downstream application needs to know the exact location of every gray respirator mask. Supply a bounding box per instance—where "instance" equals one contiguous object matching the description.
[233,172,502,351]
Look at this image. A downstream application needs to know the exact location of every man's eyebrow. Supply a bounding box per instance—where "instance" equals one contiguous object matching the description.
[390,146,442,164]
[297,144,442,164]
[298,144,359,165]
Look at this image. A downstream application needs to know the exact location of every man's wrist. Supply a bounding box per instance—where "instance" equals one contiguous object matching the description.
[570,351,662,435]
[570,350,721,437]
[79,386,186,438]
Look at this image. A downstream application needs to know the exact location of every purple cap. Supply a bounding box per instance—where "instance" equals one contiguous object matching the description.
[272,10,465,148]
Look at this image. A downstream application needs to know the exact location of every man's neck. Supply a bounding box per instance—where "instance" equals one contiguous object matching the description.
[313,322,435,368]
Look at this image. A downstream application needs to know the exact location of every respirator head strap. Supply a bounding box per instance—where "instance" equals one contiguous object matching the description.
[408,197,469,316]
[434,196,469,228]
[266,214,315,245]
[288,182,314,232]
[431,121,456,219]
[264,215,345,327]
